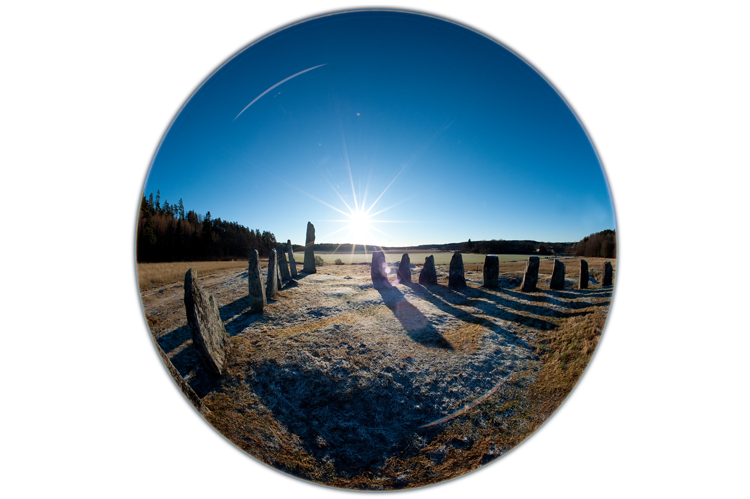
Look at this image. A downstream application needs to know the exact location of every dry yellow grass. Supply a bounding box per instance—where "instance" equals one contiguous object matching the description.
[137,261,250,291]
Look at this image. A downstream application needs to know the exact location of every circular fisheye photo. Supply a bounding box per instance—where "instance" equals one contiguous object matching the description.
[136,10,616,490]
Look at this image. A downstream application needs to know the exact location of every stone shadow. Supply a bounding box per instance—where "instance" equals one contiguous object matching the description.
[501,287,612,309]
[376,286,452,349]
[407,283,533,349]
[249,360,445,476]
[410,282,557,333]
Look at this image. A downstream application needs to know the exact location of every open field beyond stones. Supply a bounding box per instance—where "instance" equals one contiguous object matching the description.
[141,257,613,489]
[293,251,542,265]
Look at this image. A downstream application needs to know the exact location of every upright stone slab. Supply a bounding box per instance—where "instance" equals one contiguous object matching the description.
[287,239,297,278]
[184,269,229,376]
[248,249,266,312]
[276,258,283,289]
[397,253,411,284]
[277,244,291,281]
[482,255,499,288]
[371,250,390,289]
[155,341,209,415]
[603,261,613,287]
[550,259,566,290]
[419,255,437,285]
[448,252,467,290]
[579,259,589,289]
[520,256,540,292]
[266,249,279,299]
[303,222,316,274]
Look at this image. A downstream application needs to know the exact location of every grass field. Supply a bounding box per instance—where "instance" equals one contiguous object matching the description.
[136,261,248,291]
[294,251,545,265]
[138,253,566,291]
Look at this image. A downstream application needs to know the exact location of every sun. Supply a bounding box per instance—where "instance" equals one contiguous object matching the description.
[346,209,373,244]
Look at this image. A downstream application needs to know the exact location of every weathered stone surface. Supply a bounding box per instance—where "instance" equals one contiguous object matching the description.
[276,258,283,289]
[419,255,437,285]
[154,341,209,415]
[184,269,229,376]
[287,239,297,278]
[603,261,613,286]
[266,249,279,298]
[520,256,540,292]
[550,259,566,290]
[303,221,316,274]
[397,253,411,284]
[482,255,499,288]
[579,259,589,289]
[248,249,266,312]
[448,253,467,290]
[277,244,291,281]
[371,250,390,289]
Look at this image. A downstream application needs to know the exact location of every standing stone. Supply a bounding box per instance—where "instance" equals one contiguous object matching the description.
[482,255,499,288]
[154,341,209,415]
[579,259,589,289]
[550,259,566,290]
[303,222,316,274]
[266,249,279,299]
[287,240,297,278]
[277,244,291,281]
[184,269,229,376]
[448,252,467,290]
[603,261,613,287]
[397,253,411,284]
[248,249,266,312]
[371,250,390,289]
[419,255,437,285]
[520,256,540,292]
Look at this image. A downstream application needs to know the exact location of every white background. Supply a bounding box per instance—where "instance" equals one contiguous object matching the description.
[2,1,748,497]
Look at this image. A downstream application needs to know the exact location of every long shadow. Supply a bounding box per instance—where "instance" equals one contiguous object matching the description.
[218,295,266,336]
[249,360,446,476]
[156,324,191,355]
[410,282,557,333]
[376,287,452,349]
[497,287,612,311]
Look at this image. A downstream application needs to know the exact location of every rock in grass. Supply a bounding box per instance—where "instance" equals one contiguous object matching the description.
[277,244,291,281]
[267,249,279,298]
[154,340,209,415]
[184,269,229,376]
[603,261,613,286]
[287,239,297,278]
[303,221,316,274]
[248,249,266,312]
[371,250,390,289]
[550,259,566,290]
[579,259,589,289]
[397,253,411,284]
[419,255,437,285]
[520,256,540,292]
[482,255,499,288]
[448,252,467,290]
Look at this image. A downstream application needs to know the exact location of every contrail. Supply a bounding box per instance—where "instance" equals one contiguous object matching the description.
[234,63,326,121]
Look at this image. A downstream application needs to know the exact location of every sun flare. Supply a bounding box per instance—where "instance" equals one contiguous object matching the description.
[346,209,373,243]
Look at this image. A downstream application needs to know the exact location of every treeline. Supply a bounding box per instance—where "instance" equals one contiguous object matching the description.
[457,239,571,256]
[571,229,616,258]
[137,191,278,262]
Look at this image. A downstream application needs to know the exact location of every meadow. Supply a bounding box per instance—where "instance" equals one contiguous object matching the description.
[293,251,543,266]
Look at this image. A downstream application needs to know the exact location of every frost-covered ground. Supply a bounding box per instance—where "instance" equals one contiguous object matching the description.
[141,259,613,485]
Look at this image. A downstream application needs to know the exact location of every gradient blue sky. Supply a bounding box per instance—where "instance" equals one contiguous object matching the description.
[143,11,615,247]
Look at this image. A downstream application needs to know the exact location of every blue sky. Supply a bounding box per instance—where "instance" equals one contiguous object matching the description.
[143,11,615,247]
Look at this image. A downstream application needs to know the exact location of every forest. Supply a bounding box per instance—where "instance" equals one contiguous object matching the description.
[570,229,617,258]
[136,191,278,262]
